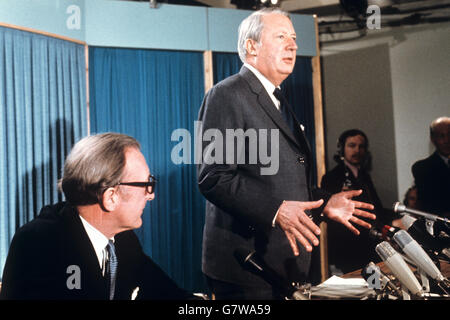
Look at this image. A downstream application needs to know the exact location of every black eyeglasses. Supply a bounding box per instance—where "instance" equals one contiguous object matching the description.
[117,175,156,194]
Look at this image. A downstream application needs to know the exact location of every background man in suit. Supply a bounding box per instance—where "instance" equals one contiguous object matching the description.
[197,8,375,299]
[412,116,450,217]
[1,133,194,300]
[321,129,394,274]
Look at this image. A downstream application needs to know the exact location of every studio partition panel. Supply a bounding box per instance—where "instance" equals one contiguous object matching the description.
[89,46,206,292]
[0,26,87,278]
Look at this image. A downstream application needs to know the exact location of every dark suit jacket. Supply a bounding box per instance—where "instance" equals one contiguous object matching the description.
[320,162,393,225]
[412,151,450,217]
[197,66,329,288]
[320,163,391,273]
[0,202,193,300]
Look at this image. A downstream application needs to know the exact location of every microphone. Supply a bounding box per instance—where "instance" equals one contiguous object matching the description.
[375,241,424,298]
[369,219,448,265]
[393,202,450,224]
[393,230,449,288]
[234,248,309,300]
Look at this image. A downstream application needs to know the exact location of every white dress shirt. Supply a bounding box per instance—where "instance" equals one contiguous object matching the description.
[244,63,280,110]
[438,153,450,167]
[79,215,114,274]
[244,63,305,132]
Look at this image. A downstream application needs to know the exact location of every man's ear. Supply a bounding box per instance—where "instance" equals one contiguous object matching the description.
[101,187,119,212]
[245,38,258,57]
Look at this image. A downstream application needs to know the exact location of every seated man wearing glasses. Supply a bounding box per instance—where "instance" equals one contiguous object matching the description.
[1,132,194,300]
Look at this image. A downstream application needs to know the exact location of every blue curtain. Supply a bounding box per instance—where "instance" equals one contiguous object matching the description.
[0,27,87,278]
[213,52,317,183]
[213,52,243,84]
[282,56,317,185]
[89,47,206,292]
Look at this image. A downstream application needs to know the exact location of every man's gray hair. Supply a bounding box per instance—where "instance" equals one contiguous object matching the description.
[60,132,141,206]
[237,8,290,63]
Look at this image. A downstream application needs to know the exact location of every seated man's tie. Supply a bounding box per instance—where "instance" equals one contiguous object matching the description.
[105,240,118,300]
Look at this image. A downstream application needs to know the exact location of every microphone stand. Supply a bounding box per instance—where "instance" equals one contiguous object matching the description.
[393,202,450,236]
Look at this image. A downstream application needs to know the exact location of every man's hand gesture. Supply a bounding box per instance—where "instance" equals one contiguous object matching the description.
[276,190,375,256]
[323,189,376,235]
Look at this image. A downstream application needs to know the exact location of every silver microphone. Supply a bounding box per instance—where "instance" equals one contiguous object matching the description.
[393,202,449,224]
[375,241,424,297]
[393,230,447,284]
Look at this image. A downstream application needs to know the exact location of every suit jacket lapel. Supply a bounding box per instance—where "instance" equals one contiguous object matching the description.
[431,151,450,171]
[239,66,310,156]
[284,103,313,163]
[60,205,108,297]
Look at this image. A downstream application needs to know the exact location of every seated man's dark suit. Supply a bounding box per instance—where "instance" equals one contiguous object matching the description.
[321,163,392,274]
[197,66,329,297]
[412,151,450,217]
[0,202,193,300]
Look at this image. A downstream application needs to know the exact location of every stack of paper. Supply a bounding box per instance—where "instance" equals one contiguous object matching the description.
[311,276,376,299]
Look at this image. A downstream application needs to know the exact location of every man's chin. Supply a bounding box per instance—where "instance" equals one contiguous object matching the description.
[282,65,295,75]
[349,159,362,166]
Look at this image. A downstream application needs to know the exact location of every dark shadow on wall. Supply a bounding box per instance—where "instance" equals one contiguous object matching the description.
[16,119,74,229]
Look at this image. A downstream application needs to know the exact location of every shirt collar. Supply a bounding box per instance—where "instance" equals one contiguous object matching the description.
[79,215,114,269]
[244,63,280,110]
[437,152,450,166]
[344,159,360,178]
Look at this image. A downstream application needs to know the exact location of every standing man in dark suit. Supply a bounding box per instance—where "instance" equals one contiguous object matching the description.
[412,116,450,217]
[197,8,376,299]
[321,129,393,274]
[1,133,194,300]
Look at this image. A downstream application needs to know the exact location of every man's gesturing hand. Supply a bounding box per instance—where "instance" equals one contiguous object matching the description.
[275,200,324,256]
[323,189,376,235]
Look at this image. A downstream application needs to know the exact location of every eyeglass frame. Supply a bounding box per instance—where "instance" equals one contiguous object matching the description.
[116,175,157,195]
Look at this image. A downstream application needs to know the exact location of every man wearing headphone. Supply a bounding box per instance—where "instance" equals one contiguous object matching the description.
[321,129,394,274]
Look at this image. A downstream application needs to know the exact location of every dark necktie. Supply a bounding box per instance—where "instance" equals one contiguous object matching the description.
[105,240,118,300]
[273,88,306,148]
[273,88,297,136]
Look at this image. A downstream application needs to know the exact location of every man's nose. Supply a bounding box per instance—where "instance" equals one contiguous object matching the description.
[287,37,297,50]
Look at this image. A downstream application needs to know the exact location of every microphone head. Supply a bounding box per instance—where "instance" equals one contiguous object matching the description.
[393,201,406,214]
[393,230,414,249]
[375,241,396,261]
[376,241,424,296]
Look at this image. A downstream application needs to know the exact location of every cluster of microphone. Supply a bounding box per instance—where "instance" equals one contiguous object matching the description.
[362,202,450,300]
[235,201,450,300]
